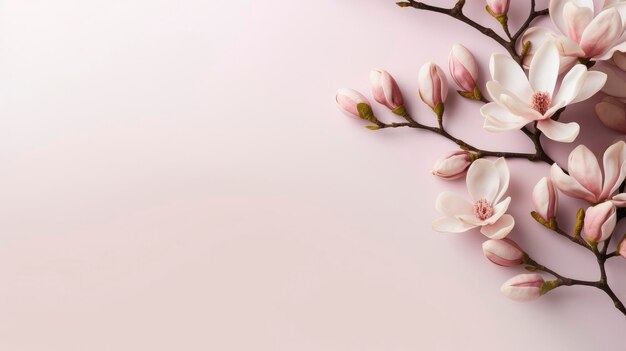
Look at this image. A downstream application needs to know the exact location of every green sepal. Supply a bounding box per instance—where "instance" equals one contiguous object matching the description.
[468,152,480,162]
[573,208,585,239]
[357,103,379,124]
[473,87,483,100]
[525,265,537,272]
[457,88,483,101]
[520,41,532,61]
[365,125,381,130]
[540,280,559,295]
[392,105,408,117]
[531,211,548,226]
[433,102,444,126]
[396,2,411,7]
[485,6,508,25]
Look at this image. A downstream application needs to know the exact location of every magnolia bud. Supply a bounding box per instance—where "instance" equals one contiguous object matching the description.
[431,150,474,180]
[584,202,617,244]
[335,88,377,123]
[500,273,546,302]
[418,62,448,112]
[595,97,626,133]
[532,177,558,221]
[618,235,626,259]
[449,44,479,96]
[486,0,509,16]
[370,69,404,113]
[482,239,525,267]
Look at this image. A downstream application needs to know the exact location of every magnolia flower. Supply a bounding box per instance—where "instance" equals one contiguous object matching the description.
[432,158,514,239]
[486,0,509,16]
[480,42,606,142]
[449,44,480,97]
[482,238,525,267]
[418,62,448,110]
[370,69,404,111]
[501,273,545,302]
[521,0,626,69]
[551,141,626,206]
[596,96,626,133]
[336,88,371,119]
[431,150,475,180]
[533,177,559,221]
[584,201,617,243]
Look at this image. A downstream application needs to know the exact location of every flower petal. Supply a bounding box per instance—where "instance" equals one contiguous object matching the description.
[568,144,603,198]
[550,163,597,203]
[570,71,607,104]
[432,216,477,233]
[553,64,587,106]
[536,119,580,143]
[529,41,560,95]
[482,103,531,132]
[601,140,626,199]
[486,196,511,224]
[493,158,510,203]
[563,1,594,42]
[435,191,474,217]
[612,193,626,207]
[551,0,594,38]
[579,8,624,58]
[480,214,515,239]
[467,159,499,203]
[500,94,543,120]
[489,53,533,102]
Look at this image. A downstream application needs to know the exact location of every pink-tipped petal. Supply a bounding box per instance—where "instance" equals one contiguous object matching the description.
[562,1,594,42]
[529,41,560,95]
[568,144,603,199]
[501,273,545,302]
[493,158,510,203]
[480,214,515,239]
[550,163,597,203]
[533,177,559,220]
[601,140,626,199]
[489,54,533,102]
[579,8,624,58]
[482,238,524,267]
[584,202,617,242]
[466,159,500,203]
[570,71,607,104]
[612,193,626,207]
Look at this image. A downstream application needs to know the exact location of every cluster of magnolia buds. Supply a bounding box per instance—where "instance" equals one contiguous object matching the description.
[335,43,483,129]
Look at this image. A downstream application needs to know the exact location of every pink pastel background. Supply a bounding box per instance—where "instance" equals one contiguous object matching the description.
[0,0,624,349]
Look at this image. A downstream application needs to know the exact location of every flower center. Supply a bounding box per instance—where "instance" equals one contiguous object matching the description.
[473,198,494,221]
[531,91,551,115]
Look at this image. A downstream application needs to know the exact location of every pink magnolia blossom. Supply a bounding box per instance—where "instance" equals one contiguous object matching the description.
[533,177,559,221]
[482,238,525,267]
[521,0,626,69]
[431,150,474,180]
[335,88,371,119]
[501,273,545,302]
[584,201,617,243]
[369,69,404,111]
[486,0,510,16]
[596,97,626,133]
[481,42,606,143]
[432,158,515,239]
[449,44,479,93]
[550,141,626,206]
[418,62,448,110]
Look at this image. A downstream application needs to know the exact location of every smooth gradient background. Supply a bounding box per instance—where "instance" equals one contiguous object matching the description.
[0,0,624,349]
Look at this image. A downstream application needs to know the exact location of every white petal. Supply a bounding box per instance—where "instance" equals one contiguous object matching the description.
[480,214,515,239]
[432,216,477,233]
[612,193,626,207]
[494,158,510,203]
[435,191,473,217]
[551,0,594,37]
[529,42,560,95]
[482,103,531,132]
[489,54,533,102]
[568,144,603,198]
[571,71,607,104]
[500,94,543,120]
[601,141,626,199]
[536,119,580,143]
[579,8,623,58]
[554,64,587,106]
[486,197,512,224]
[550,163,597,203]
[466,159,499,203]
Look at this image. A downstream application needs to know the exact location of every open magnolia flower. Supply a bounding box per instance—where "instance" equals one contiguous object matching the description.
[432,158,514,239]
[480,42,606,142]
[522,0,626,70]
[551,141,626,206]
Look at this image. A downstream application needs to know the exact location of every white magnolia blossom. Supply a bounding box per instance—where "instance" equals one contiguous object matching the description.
[432,158,514,239]
[480,42,606,143]
[522,0,626,71]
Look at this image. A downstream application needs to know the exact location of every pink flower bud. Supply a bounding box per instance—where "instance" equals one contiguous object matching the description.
[584,201,617,243]
[500,273,545,302]
[482,239,525,267]
[618,236,626,259]
[369,69,404,111]
[449,44,479,93]
[486,0,509,16]
[595,97,626,133]
[431,150,474,180]
[418,62,448,110]
[532,177,558,221]
[335,88,371,119]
